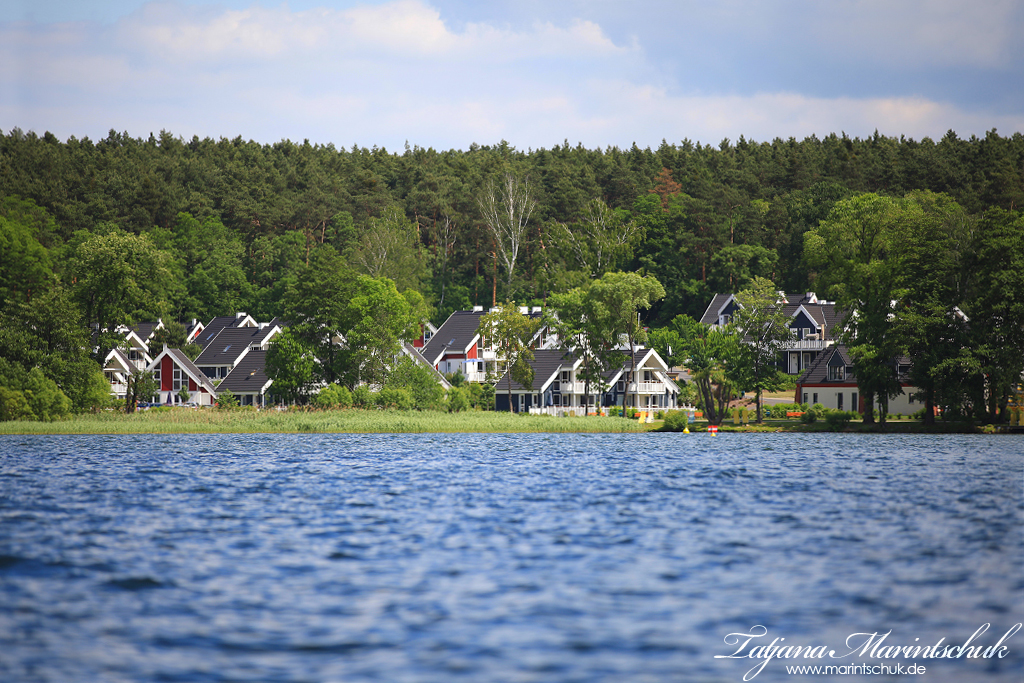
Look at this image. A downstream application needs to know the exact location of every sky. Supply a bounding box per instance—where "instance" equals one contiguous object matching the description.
[2,0,1022,151]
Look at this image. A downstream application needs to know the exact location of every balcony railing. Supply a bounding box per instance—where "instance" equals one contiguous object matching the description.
[780,339,829,350]
[628,381,666,393]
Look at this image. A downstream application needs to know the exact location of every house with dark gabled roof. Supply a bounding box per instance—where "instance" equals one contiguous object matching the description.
[604,348,681,412]
[494,347,680,415]
[128,319,164,350]
[701,290,843,375]
[795,344,919,415]
[216,349,273,407]
[420,306,550,383]
[194,323,281,381]
[147,346,220,406]
[194,312,259,349]
[101,348,138,400]
[419,308,489,380]
[494,349,582,414]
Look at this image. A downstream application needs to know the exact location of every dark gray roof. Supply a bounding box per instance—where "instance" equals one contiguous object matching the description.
[494,349,575,393]
[131,321,160,343]
[194,326,277,366]
[700,293,734,325]
[217,350,271,394]
[163,348,219,394]
[796,345,855,386]
[702,292,846,341]
[420,310,486,365]
[196,316,240,347]
[402,343,452,390]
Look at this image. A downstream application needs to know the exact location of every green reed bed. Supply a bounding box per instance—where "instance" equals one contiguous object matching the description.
[0,408,648,435]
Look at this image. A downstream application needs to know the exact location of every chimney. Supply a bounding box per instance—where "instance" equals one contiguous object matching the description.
[472,306,483,312]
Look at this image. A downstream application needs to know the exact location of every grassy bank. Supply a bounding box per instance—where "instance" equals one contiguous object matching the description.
[0,408,649,435]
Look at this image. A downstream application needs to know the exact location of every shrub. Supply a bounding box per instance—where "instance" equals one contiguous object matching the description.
[447,386,471,413]
[824,410,855,430]
[662,410,690,432]
[800,408,818,424]
[0,362,72,421]
[314,383,352,409]
[217,389,239,409]
[352,385,373,408]
[376,387,414,410]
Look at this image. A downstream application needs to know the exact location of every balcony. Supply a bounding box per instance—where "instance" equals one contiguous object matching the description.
[628,381,666,394]
[780,339,829,350]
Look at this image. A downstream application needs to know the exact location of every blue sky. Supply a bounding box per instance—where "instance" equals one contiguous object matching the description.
[3,0,1022,150]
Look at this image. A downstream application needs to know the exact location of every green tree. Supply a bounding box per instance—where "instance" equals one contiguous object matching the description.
[729,277,794,423]
[0,209,54,307]
[478,301,543,413]
[680,323,739,426]
[345,276,420,387]
[0,286,110,413]
[265,329,317,405]
[151,320,203,360]
[351,206,426,293]
[805,193,906,424]
[0,357,72,421]
[66,228,174,360]
[283,246,357,384]
[548,285,616,415]
[548,198,643,278]
[588,271,665,412]
[125,369,158,413]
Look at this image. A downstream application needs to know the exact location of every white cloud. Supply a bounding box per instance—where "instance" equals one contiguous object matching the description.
[1,0,1019,149]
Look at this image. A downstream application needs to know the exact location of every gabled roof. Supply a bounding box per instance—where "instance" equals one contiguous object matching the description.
[217,349,273,395]
[103,348,135,374]
[606,348,670,384]
[494,349,579,393]
[402,343,452,390]
[130,320,163,344]
[700,293,736,325]
[796,345,855,385]
[194,325,279,366]
[420,310,487,365]
[148,347,219,394]
[196,313,258,348]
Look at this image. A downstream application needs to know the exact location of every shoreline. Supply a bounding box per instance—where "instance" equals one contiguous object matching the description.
[0,409,1011,435]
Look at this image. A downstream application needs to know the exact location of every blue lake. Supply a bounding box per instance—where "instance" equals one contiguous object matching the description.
[1,433,1021,682]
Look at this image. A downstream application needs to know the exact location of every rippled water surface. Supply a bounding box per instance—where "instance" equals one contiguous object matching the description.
[1,433,1021,682]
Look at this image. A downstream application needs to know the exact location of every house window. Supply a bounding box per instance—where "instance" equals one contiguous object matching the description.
[828,365,845,381]
[518,394,525,412]
[802,393,808,404]
[852,392,858,410]
[908,393,915,404]
[837,393,844,410]
[477,362,484,373]
[812,393,818,404]
[173,366,183,391]
[153,368,160,381]
[561,370,570,383]
[643,370,653,382]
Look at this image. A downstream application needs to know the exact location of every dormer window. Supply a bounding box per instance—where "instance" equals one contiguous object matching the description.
[828,365,845,381]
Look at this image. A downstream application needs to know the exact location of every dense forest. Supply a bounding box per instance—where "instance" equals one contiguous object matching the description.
[1,127,1022,420]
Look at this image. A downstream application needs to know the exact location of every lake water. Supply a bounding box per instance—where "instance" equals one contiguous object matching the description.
[1,433,1021,682]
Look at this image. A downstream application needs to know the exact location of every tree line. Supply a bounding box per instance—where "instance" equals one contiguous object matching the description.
[0,127,1021,420]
